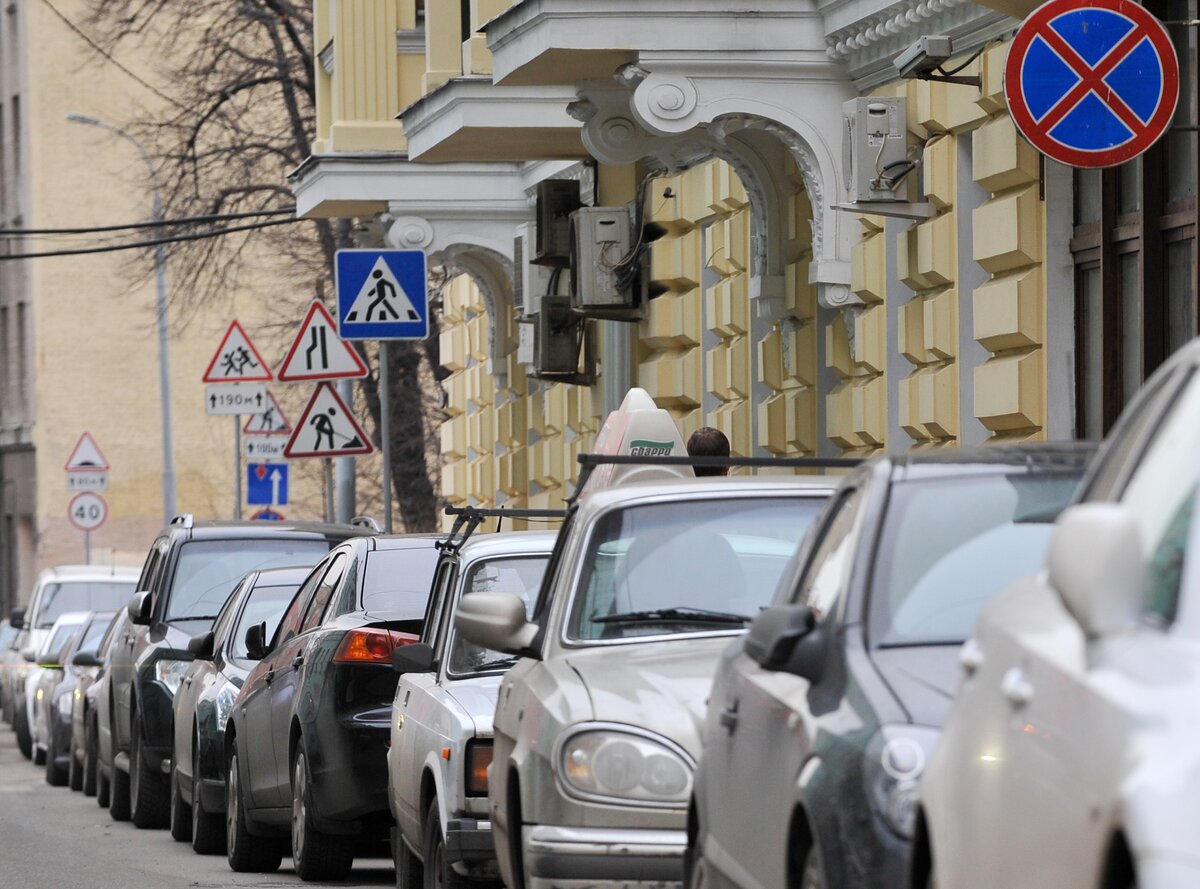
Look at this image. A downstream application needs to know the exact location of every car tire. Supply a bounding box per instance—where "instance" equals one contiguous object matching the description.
[13,703,31,760]
[45,742,67,786]
[395,826,425,889]
[69,742,84,791]
[130,709,169,829]
[423,801,473,889]
[192,739,225,855]
[685,836,713,889]
[291,745,354,881]
[33,741,46,766]
[800,846,826,889]
[109,711,132,823]
[169,762,192,842]
[97,763,111,808]
[83,720,99,798]
[226,748,282,873]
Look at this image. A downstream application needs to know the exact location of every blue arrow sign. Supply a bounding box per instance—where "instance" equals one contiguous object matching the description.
[335,249,429,341]
[247,462,288,506]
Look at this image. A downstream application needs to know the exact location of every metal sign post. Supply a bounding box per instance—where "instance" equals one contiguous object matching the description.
[380,342,392,533]
[234,418,242,520]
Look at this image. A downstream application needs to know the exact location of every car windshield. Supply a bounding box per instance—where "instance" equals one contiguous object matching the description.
[39,622,83,661]
[0,623,16,650]
[229,583,300,660]
[447,556,550,676]
[36,582,135,628]
[361,547,441,616]
[166,540,332,621]
[568,496,823,642]
[869,472,1084,647]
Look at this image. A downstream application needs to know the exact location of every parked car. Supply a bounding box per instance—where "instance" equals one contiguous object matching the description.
[1,620,29,727]
[916,344,1200,888]
[226,534,441,880]
[100,514,369,828]
[72,608,126,797]
[11,565,137,758]
[30,612,90,769]
[42,611,118,788]
[0,618,18,720]
[390,529,557,889]
[169,565,309,854]
[455,477,833,889]
[685,443,1095,889]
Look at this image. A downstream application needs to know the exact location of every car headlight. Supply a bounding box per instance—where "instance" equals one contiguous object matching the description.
[557,727,693,807]
[214,682,238,729]
[863,724,939,840]
[154,659,191,696]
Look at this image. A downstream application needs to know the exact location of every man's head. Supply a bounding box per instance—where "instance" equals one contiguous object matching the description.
[687,426,730,476]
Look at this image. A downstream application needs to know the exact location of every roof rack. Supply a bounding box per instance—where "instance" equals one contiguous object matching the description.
[439,505,568,553]
[571,453,862,504]
[169,513,194,529]
[349,515,383,532]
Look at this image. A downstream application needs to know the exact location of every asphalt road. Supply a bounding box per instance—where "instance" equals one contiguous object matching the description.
[0,729,393,888]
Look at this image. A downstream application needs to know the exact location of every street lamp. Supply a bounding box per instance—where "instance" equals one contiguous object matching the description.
[66,113,176,522]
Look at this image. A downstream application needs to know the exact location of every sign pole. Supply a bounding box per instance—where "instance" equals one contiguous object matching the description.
[324,458,335,522]
[234,417,243,520]
[380,342,392,533]
[84,530,91,565]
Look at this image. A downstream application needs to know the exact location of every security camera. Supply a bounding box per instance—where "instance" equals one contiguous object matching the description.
[894,35,953,79]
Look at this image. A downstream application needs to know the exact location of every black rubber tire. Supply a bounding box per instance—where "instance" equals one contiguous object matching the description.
[130,710,169,829]
[45,744,67,786]
[68,743,84,791]
[291,745,354,881]
[800,846,826,889]
[33,742,46,766]
[192,738,225,855]
[226,748,282,873]
[83,721,99,798]
[395,826,425,889]
[14,703,31,760]
[96,763,111,808]
[110,756,132,821]
[423,801,474,889]
[169,763,192,841]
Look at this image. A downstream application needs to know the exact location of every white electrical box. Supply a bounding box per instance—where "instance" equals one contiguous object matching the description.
[515,223,554,317]
[569,206,633,311]
[516,318,536,365]
[842,97,909,203]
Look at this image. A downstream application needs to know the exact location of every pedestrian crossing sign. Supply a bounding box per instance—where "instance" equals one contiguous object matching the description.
[284,382,375,459]
[335,249,429,341]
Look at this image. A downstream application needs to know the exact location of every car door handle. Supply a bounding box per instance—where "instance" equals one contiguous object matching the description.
[719,704,739,732]
[959,638,984,675]
[265,669,274,685]
[292,654,304,669]
[1001,668,1033,707]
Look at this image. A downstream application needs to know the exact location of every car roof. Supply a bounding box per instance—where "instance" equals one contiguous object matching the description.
[48,611,91,629]
[249,566,316,586]
[575,475,838,519]
[886,441,1098,483]
[454,530,560,562]
[369,533,444,551]
[168,520,370,541]
[36,564,140,582]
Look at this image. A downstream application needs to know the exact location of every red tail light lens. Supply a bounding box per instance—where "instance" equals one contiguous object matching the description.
[333,628,419,664]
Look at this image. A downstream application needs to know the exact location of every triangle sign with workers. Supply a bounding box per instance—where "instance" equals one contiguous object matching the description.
[277,300,369,382]
[202,320,274,383]
[242,390,292,436]
[284,382,375,458]
[64,432,110,472]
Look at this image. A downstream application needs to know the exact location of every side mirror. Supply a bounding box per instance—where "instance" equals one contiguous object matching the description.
[21,648,35,663]
[745,604,825,681]
[392,642,436,675]
[1049,503,1143,638]
[243,622,268,661]
[455,592,537,656]
[36,653,60,668]
[9,608,24,630]
[71,651,102,668]
[128,591,153,626]
[187,631,216,661]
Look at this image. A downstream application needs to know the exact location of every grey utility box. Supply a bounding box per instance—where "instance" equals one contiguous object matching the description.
[842,97,909,203]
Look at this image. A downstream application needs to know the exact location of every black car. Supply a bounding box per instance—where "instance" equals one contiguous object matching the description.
[100,514,371,829]
[73,608,126,798]
[226,534,441,880]
[44,611,118,787]
[687,443,1097,889]
[169,565,309,854]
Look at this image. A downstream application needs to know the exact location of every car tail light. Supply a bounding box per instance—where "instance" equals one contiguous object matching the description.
[465,739,493,796]
[333,628,419,664]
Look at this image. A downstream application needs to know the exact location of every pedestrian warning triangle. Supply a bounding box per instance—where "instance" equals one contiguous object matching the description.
[202,320,274,383]
[277,300,369,382]
[343,257,423,326]
[64,432,110,472]
[242,390,292,437]
[284,382,375,459]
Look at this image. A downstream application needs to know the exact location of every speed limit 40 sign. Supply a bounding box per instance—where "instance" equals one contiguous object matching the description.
[68,492,108,532]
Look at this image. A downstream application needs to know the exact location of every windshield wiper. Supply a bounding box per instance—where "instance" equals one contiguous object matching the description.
[592,607,752,625]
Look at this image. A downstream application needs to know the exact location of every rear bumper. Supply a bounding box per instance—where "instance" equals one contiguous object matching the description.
[524,825,685,888]
[308,719,392,836]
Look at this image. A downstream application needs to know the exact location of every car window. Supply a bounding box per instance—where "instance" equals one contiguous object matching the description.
[137,537,169,594]
[568,496,822,642]
[301,554,348,633]
[791,487,865,619]
[39,622,83,660]
[533,510,576,623]
[1117,371,1200,624]
[1083,366,1181,500]
[329,557,359,618]
[210,577,250,653]
[360,546,440,617]
[76,614,116,656]
[230,582,301,660]
[273,563,328,647]
[422,559,459,655]
[447,555,550,675]
[165,538,332,621]
[35,582,137,628]
[95,612,124,658]
[868,471,1083,647]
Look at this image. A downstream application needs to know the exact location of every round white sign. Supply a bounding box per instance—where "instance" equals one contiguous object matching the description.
[68,492,108,532]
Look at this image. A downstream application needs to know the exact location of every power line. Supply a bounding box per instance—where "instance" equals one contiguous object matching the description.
[0,207,299,236]
[0,217,307,260]
[38,0,187,111]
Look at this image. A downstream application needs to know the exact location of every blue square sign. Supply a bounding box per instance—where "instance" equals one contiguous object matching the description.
[247,463,288,506]
[335,249,429,341]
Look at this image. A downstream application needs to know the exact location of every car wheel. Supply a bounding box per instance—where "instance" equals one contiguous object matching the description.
[394,826,424,889]
[96,761,111,809]
[32,742,46,766]
[83,720,99,798]
[130,709,169,829]
[226,748,282,873]
[800,846,826,889]
[685,837,713,889]
[45,740,67,786]
[68,740,84,791]
[291,745,354,881]
[169,761,192,842]
[423,801,473,889]
[13,703,31,760]
[109,708,132,821]
[192,737,225,855]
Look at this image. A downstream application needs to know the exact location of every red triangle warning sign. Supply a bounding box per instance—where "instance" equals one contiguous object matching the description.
[284,383,375,458]
[242,390,292,437]
[278,301,368,382]
[202,321,274,383]
[64,432,110,472]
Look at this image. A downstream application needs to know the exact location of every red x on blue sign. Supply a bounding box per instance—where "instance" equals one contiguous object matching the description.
[1005,0,1179,168]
